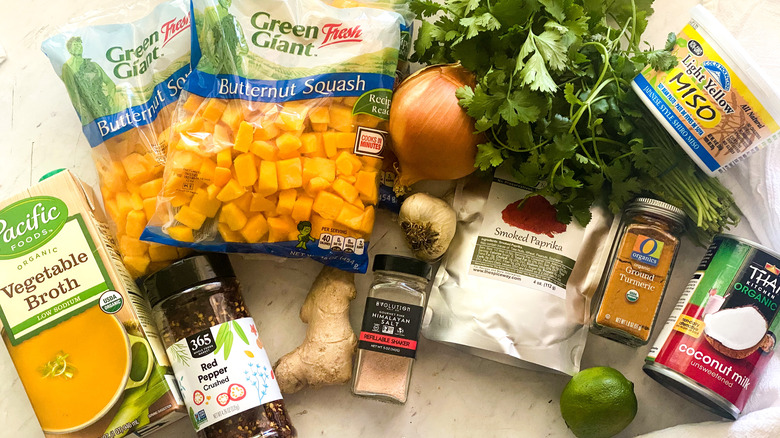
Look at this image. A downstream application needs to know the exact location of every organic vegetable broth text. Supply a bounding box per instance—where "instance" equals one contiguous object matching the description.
[632,7,780,174]
[0,171,185,437]
[644,235,780,419]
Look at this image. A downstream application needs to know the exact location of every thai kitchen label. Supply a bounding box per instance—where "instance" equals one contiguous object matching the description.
[358,297,423,358]
[167,317,282,431]
[633,21,779,173]
[0,197,113,345]
[468,166,585,299]
[647,236,780,410]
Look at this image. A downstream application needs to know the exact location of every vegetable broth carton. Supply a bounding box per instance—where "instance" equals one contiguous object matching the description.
[0,171,185,437]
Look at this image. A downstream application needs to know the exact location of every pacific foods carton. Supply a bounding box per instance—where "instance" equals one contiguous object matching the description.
[0,171,185,437]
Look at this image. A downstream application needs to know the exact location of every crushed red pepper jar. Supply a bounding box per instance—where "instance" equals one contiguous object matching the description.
[145,254,296,438]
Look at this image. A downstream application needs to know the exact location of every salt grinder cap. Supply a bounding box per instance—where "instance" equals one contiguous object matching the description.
[144,253,235,308]
[372,254,433,281]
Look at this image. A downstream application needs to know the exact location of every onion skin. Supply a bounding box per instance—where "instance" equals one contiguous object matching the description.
[389,64,482,196]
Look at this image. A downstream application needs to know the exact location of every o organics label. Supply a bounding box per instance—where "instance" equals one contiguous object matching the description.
[631,235,664,267]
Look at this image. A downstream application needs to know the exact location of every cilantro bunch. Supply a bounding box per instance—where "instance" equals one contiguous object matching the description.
[411,0,739,242]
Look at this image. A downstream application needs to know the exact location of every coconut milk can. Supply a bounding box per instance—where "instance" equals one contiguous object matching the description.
[644,235,780,419]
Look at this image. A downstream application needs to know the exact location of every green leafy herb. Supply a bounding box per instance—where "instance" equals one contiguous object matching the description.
[412,0,739,241]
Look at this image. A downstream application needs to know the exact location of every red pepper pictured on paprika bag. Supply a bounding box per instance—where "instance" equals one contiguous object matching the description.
[502,196,567,238]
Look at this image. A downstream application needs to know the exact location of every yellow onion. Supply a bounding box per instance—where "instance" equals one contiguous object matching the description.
[389,63,482,196]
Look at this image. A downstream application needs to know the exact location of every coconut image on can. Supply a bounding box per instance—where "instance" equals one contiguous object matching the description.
[703,305,774,360]
[644,235,780,419]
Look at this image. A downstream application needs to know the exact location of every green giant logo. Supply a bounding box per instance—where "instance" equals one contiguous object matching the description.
[0,197,68,259]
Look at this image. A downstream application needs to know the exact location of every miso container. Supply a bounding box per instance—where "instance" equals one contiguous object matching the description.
[146,254,296,438]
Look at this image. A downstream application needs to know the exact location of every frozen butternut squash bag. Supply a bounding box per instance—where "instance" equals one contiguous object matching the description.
[142,0,403,272]
[41,0,192,278]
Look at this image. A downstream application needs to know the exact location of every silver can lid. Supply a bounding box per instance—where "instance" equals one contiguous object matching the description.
[627,197,687,229]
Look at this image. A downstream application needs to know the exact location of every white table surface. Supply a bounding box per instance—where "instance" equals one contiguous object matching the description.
[0,0,738,437]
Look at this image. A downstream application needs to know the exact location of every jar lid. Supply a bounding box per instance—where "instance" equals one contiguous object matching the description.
[372,254,433,281]
[626,197,687,228]
[144,253,235,308]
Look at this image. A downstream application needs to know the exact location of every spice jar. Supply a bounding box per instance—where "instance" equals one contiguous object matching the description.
[145,254,295,438]
[591,198,687,347]
[352,254,432,403]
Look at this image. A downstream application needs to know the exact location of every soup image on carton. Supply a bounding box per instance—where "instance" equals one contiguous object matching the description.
[0,171,185,437]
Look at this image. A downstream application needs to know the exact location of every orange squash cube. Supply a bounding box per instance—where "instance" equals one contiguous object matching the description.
[309,106,330,124]
[202,99,227,123]
[253,122,280,141]
[218,222,245,243]
[174,205,206,230]
[332,178,359,204]
[213,167,232,187]
[291,195,314,222]
[276,158,303,190]
[190,188,221,217]
[250,194,276,212]
[354,170,378,203]
[168,225,195,242]
[233,153,258,187]
[359,205,375,236]
[312,191,344,220]
[335,152,363,176]
[276,189,297,216]
[250,140,278,161]
[335,202,364,230]
[122,153,151,182]
[123,255,151,278]
[304,176,331,197]
[256,161,278,196]
[148,243,180,262]
[217,178,246,202]
[303,157,336,184]
[276,132,302,156]
[139,178,163,199]
[328,104,355,132]
[221,102,244,132]
[240,214,269,243]
[267,216,296,243]
[233,121,254,152]
[216,147,233,168]
[182,94,205,114]
[220,202,248,231]
[119,235,148,257]
[199,158,217,183]
[143,197,157,219]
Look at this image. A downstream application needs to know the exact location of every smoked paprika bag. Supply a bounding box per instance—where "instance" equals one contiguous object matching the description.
[141,0,404,273]
[41,0,192,278]
[422,167,614,375]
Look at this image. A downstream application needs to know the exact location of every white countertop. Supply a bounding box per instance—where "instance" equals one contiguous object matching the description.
[0,0,738,437]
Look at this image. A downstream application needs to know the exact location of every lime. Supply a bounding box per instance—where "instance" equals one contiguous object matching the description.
[560,366,638,438]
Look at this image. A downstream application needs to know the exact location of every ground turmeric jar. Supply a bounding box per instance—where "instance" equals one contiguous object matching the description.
[591,198,686,347]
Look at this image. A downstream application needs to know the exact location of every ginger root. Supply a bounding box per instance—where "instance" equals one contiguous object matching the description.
[273,266,358,393]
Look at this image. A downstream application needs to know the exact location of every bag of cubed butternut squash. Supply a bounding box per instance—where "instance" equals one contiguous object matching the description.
[41,0,192,278]
[141,0,404,272]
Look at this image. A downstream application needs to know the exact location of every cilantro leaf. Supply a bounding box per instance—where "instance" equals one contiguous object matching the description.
[475,142,506,170]
[538,0,567,22]
[410,0,446,18]
[460,12,501,39]
[448,0,482,16]
[519,52,558,93]
[499,89,546,126]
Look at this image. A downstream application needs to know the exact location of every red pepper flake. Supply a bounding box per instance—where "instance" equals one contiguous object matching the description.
[501,196,567,237]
